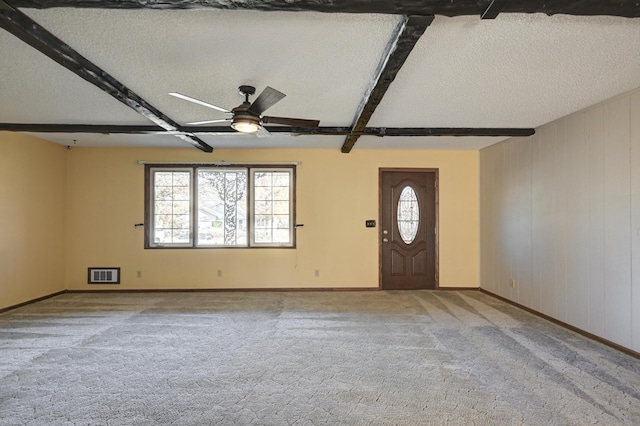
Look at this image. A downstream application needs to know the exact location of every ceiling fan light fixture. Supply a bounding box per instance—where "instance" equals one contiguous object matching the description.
[169,85,318,138]
[231,114,261,133]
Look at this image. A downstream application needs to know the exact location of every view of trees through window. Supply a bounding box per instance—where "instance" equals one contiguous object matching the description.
[147,165,294,248]
[197,169,247,246]
[253,170,291,244]
[152,170,191,245]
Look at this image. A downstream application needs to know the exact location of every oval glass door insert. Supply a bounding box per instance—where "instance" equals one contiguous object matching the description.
[397,186,419,244]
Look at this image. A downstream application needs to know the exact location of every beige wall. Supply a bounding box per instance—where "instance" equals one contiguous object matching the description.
[65,147,479,290]
[0,132,67,310]
[480,86,640,352]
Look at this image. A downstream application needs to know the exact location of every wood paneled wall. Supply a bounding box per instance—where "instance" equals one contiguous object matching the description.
[480,87,640,352]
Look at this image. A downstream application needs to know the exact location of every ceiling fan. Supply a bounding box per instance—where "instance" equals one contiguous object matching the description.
[169,85,320,134]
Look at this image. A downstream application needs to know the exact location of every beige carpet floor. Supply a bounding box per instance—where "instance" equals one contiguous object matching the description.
[1,290,639,425]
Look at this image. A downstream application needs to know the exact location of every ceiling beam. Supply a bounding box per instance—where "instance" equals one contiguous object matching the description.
[0,123,536,138]
[0,1,213,152]
[0,124,168,133]
[359,127,535,137]
[481,0,508,19]
[7,0,640,18]
[341,15,433,153]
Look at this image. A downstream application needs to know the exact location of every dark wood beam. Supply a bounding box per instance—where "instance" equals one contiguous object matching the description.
[0,123,354,135]
[360,127,535,137]
[481,0,509,19]
[7,0,640,18]
[0,123,536,138]
[181,126,356,135]
[0,124,167,133]
[0,2,213,152]
[341,15,434,153]
[185,126,535,137]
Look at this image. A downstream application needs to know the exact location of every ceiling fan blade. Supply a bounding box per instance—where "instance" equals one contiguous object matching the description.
[247,86,285,115]
[186,118,231,125]
[169,92,232,114]
[263,116,320,128]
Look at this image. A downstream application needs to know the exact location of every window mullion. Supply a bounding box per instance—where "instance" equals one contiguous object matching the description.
[248,168,254,247]
[192,167,197,247]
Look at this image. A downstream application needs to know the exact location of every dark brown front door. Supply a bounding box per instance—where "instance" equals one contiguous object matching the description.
[380,170,437,290]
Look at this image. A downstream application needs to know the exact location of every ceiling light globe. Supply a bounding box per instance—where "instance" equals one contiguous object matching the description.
[231,112,261,133]
[232,121,260,133]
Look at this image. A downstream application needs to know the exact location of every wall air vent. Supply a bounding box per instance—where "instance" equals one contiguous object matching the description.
[88,267,120,284]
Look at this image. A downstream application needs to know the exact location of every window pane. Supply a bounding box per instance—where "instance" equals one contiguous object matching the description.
[155,172,174,186]
[272,186,289,201]
[155,201,173,215]
[253,172,272,186]
[154,214,172,229]
[197,169,247,246]
[172,173,190,186]
[155,186,173,201]
[172,201,190,215]
[254,186,273,201]
[254,228,272,243]
[397,186,420,244]
[173,186,190,201]
[154,229,172,244]
[273,229,290,243]
[172,229,190,243]
[173,214,190,229]
[255,215,272,228]
[273,201,289,215]
[272,173,290,186]
[273,215,289,229]
[254,200,272,215]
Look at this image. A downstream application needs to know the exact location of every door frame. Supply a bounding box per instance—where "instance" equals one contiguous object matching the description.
[378,168,440,289]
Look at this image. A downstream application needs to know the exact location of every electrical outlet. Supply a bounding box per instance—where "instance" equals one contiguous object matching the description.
[510,279,516,288]
[217,269,223,277]
[137,270,142,278]
[314,269,320,277]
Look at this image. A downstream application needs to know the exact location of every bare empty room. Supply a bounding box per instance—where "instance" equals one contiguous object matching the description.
[1,0,640,424]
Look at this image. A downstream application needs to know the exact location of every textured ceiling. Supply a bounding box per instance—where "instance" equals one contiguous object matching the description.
[369,14,640,129]
[0,27,147,125]
[2,7,640,151]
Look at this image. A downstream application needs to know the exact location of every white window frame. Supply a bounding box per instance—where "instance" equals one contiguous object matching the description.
[148,167,194,248]
[145,164,296,249]
[250,168,295,248]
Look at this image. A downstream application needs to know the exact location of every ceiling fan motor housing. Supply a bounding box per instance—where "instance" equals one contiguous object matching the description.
[231,106,261,132]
